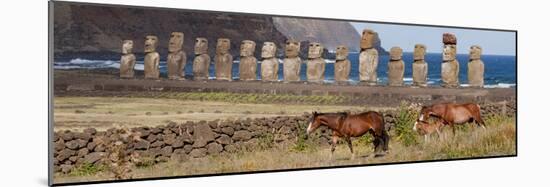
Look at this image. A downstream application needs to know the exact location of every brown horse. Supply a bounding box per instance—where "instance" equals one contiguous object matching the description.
[414,103,486,134]
[306,111,389,158]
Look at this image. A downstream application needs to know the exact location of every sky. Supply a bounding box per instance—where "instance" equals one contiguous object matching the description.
[351,22,516,56]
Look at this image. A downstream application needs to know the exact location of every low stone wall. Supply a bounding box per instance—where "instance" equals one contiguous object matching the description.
[53,115,330,173]
[52,102,516,173]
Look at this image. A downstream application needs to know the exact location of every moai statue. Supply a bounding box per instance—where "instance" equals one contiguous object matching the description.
[334,45,351,82]
[192,37,210,80]
[283,39,302,82]
[441,33,460,88]
[215,38,233,81]
[359,29,379,85]
[119,40,136,78]
[167,32,187,80]
[260,42,279,81]
[387,47,404,86]
[239,40,257,81]
[144,35,160,79]
[412,44,428,87]
[468,45,484,87]
[306,42,326,83]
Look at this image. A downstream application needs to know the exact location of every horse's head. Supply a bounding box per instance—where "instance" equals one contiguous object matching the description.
[307,111,322,135]
[414,106,432,131]
[413,119,429,134]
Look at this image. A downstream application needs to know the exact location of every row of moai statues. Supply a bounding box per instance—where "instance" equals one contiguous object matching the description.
[119,31,484,87]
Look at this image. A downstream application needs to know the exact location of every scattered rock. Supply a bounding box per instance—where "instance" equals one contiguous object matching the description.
[69,156,78,162]
[161,146,173,157]
[77,148,89,158]
[76,139,88,148]
[189,148,207,158]
[94,144,106,152]
[134,140,150,150]
[61,132,74,141]
[172,138,184,148]
[65,140,79,150]
[150,140,165,148]
[224,144,237,153]
[206,142,223,155]
[83,128,97,135]
[163,133,177,145]
[54,139,65,151]
[192,124,216,148]
[86,141,97,151]
[216,134,233,145]
[183,145,193,154]
[232,130,252,141]
[83,152,105,164]
[60,164,73,174]
[221,127,235,136]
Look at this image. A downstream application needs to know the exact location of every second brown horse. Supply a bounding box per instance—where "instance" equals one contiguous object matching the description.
[414,103,486,134]
[307,111,389,158]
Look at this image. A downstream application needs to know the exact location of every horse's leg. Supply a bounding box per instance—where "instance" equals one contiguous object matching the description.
[450,124,456,136]
[382,130,390,153]
[330,135,338,159]
[474,114,487,130]
[345,137,355,160]
[424,134,429,143]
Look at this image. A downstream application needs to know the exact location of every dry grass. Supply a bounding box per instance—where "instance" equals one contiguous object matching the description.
[54,97,374,131]
[54,115,515,184]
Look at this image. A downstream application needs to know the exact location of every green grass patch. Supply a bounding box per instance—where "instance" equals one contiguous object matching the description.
[69,163,105,177]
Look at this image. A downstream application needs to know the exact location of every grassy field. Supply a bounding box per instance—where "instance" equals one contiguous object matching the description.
[54,114,515,184]
[54,96,378,131]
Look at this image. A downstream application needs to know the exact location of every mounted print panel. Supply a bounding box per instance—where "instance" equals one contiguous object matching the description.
[49,1,517,185]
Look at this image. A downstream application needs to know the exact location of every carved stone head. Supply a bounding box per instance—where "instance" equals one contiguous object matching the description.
[470,45,482,60]
[216,38,231,55]
[240,40,256,57]
[168,32,184,53]
[194,37,208,55]
[122,40,133,54]
[335,45,349,60]
[261,42,277,58]
[413,44,426,60]
[308,42,324,59]
[285,39,301,58]
[144,35,158,53]
[390,47,403,60]
[443,33,457,45]
[360,29,376,49]
[443,44,457,61]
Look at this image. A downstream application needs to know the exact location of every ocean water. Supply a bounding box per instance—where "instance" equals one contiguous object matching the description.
[54,52,516,88]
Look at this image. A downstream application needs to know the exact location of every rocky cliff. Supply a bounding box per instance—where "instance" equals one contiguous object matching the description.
[53,2,387,59]
[273,17,387,54]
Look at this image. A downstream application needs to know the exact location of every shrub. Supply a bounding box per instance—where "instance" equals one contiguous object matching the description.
[256,134,275,150]
[394,102,419,146]
[290,122,318,153]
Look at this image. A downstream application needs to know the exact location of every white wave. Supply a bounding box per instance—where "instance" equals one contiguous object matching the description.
[69,58,117,65]
[325,59,336,64]
[134,64,144,71]
[52,65,82,70]
[403,77,413,82]
[484,83,516,88]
